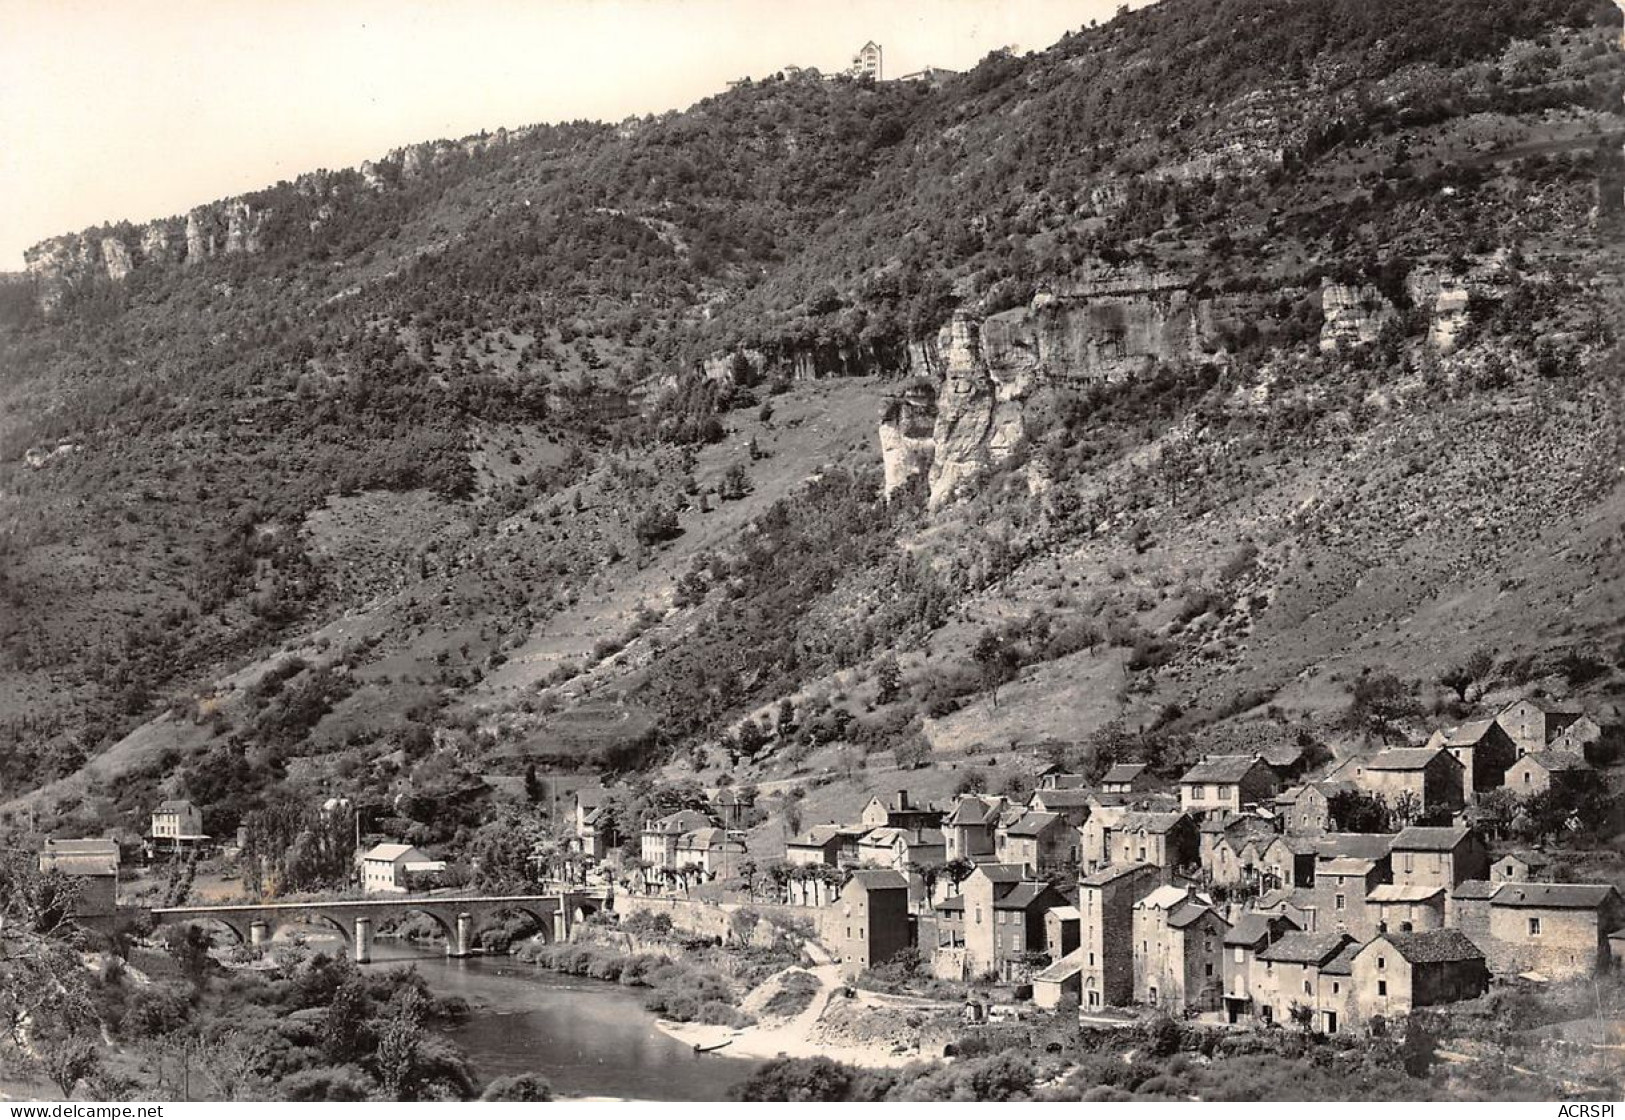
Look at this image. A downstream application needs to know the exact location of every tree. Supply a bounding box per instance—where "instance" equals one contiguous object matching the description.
[373,988,428,1101]
[972,630,1018,709]
[481,1073,554,1101]
[1327,789,1391,833]
[1464,648,1496,699]
[39,1034,99,1099]
[198,1029,266,1101]
[874,654,902,705]
[322,978,370,1064]
[720,462,752,500]
[524,763,543,804]
[1436,664,1474,705]
[1345,672,1421,743]
[730,1056,858,1101]
[1390,790,1423,827]
[1400,1012,1439,1077]
[894,732,931,770]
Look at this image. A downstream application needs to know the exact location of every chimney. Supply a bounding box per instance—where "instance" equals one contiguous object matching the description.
[895,790,909,811]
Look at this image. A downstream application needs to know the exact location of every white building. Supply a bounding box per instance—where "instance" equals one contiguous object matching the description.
[359,842,444,894]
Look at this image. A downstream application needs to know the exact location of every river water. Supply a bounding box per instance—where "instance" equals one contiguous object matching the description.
[361,938,762,1100]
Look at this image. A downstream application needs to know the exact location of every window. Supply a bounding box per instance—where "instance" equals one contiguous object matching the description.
[1303,980,1312,995]
[1089,952,1095,965]
[975,907,983,926]
[1377,956,1385,970]
[1333,982,1340,994]
[1205,963,1214,979]
[1234,947,1244,964]
[1377,980,1387,997]
[1203,938,1213,953]
[1139,846,1147,861]
[1523,772,1531,786]
[1223,787,1234,800]
[1335,894,1346,911]
[1403,854,1414,873]
[1528,917,1541,936]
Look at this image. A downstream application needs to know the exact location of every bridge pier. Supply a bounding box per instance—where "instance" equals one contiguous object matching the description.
[450,912,473,958]
[354,917,373,964]
[250,920,270,948]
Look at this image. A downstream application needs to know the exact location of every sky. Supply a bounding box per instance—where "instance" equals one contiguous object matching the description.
[0,0,1138,269]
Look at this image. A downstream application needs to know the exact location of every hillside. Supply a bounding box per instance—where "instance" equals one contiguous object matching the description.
[2,0,1624,864]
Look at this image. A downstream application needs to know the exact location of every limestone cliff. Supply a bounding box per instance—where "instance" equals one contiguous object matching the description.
[925,311,1038,509]
[1319,280,1396,352]
[878,381,938,495]
[21,124,536,313]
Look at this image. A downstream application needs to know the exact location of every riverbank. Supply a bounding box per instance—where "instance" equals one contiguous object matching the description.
[651,962,937,1070]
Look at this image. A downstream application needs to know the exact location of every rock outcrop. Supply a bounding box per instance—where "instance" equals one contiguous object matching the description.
[21,124,540,313]
[878,381,938,495]
[1319,281,1396,352]
[926,311,1039,509]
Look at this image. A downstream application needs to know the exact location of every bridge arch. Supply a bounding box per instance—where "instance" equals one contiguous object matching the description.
[467,904,554,950]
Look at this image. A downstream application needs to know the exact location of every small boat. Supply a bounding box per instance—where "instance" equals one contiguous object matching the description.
[693,1039,734,1054]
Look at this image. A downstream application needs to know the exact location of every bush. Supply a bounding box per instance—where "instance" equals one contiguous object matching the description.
[480,1073,555,1101]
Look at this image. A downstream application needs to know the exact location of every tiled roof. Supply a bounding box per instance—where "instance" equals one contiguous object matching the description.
[995,882,1057,911]
[1320,857,1377,877]
[1367,884,1445,903]
[1047,905,1081,921]
[1257,931,1354,965]
[1030,789,1094,809]
[1079,862,1155,887]
[1377,929,1485,964]
[936,896,965,912]
[1315,833,1394,861]
[947,796,1001,827]
[41,853,118,876]
[363,843,419,861]
[1224,912,1296,947]
[1495,850,1551,868]
[1451,880,1497,901]
[1118,811,1189,835]
[1139,884,1196,910]
[1004,811,1062,838]
[1320,940,1363,977]
[1521,750,1592,773]
[976,863,1028,883]
[1180,755,1264,784]
[1439,718,1498,746]
[1492,883,1622,911]
[788,824,843,846]
[156,799,194,813]
[1168,901,1226,930]
[42,838,118,856]
[1102,763,1149,784]
[1364,747,1451,772]
[848,869,909,891]
[1392,825,1471,852]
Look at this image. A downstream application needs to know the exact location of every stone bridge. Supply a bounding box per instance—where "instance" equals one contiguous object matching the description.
[150,889,608,963]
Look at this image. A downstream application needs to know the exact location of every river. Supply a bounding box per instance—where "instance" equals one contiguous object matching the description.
[360,938,762,1100]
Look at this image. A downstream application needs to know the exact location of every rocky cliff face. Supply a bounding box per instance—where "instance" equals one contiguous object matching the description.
[1319,280,1396,351]
[21,125,538,313]
[884,268,1217,508]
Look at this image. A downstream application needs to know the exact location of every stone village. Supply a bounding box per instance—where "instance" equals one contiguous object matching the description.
[40,692,1621,1040]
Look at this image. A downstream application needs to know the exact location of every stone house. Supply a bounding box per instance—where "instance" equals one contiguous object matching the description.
[835,870,912,979]
[944,796,1005,863]
[959,863,1067,981]
[572,788,619,859]
[360,842,443,894]
[1200,815,1279,888]
[1260,835,1317,890]
[785,824,845,867]
[1316,857,1388,940]
[1256,886,1321,934]
[1445,879,1496,940]
[1486,882,1625,980]
[1220,912,1299,1024]
[1311,833,1395,886]
[1549,716,1603,756]
[1045,904,1081,961]
[1347,930,1488,1027]
[1026,787,1094,826]
[1105,811,1199,874]
[996,810,1077,875]
[673,827,747,879]
[1178,755,1279,817]
[1275,782,1352,836]
[1426,718,1518,801]
[641,809,715,869]
[39,838,120,918]
[1490,851,1550,883]
[150,799,206,847]
[1496,698,1588,757]
[860,790,943,831]
[1346,747,1465,815]
[1101,762,1158,794]
[1075,862,1162,1009]
[1389,825,1490,890]
[1251,931,1358,1029]
[1366,884,1447,933]
[855,826,945,872]
[1132,885,1230,1013]
[1503,750,1592,796]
